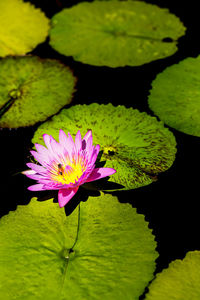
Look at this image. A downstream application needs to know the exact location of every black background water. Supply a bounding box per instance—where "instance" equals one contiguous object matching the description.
[1,0,200,283]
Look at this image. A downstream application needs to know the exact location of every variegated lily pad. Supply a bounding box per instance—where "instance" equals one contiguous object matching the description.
[0,56,76,128]
[49,0,185,67]
[0,194,158,299]
[0,0,49,57]
[32,103,177,190]
[148,55,200,136]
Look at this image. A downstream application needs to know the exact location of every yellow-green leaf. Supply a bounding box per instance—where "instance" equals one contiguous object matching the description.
[145,251,200,300]
[148,55,200,136]
[32,103,177,190]
[49,0,185,67]
[0,0,50,57]
[0,194,158,299]
[0,56,76,128]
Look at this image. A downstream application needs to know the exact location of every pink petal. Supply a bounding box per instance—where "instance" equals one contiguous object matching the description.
[43,134,52,152]
[43,134,66,163]
[58,187,79,208]
[35,143,49,156]
[30,150,46,166]
[82,130,92,150]
[59,129,68,148]
[86,167,116,182]
[38,178,55,185]
[26,163,46,174]
[22,169,36,175]
[42,134,57,154]
[28,184,45,191]
[83,130,92,140]
[75,130,82,152]
[85,134,93,153]
[50,136,61,154]
[25,173,46,180]
[43,182,61,190]
[89,144,100,165]
[65,132,75,159]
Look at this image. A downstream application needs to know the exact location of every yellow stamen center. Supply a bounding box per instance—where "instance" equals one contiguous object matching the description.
[51,156,86,185]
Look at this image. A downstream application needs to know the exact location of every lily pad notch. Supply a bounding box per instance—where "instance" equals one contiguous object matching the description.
[49,0,186,67]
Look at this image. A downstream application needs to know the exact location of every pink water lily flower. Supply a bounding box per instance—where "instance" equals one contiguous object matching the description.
[23,130,116,207]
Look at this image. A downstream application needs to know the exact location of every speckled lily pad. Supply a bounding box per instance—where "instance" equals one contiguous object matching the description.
[49,0,185,67]
[0,56,76,128]
[0,0,49,57]
[145,251,200,300]
[32,103,177,191]
[0,194,158,299]
[148,55,200,136]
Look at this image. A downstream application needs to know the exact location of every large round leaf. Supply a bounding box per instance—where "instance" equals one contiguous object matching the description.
[0,0,49,57]
[32,103,177,190]
[145,251,200,300]
[0,194,158,299]
[0,56,76,128]
[49,0,185,67]
[148,56,200,136]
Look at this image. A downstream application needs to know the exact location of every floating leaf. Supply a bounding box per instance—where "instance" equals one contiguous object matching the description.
[145,251,200,300]
[0,56,76,128]
[0,0,50,57]
[49,0,185,67]
[148,56,200,136]
[32,103,176,190]
[0,194,158,299]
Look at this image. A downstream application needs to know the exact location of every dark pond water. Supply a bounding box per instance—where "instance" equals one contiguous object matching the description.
[1,0,200,287]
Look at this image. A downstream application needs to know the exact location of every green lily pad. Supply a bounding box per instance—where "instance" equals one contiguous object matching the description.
[32,103,177,190]
[49,0,185,67]
[0,194,158,299]
[148,56,200,136]
[0,0,49,57]
[145,251,200,300]
[0,56,76,128]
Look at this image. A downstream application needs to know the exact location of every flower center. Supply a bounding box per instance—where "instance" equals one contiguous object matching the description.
[51,155,86,185]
